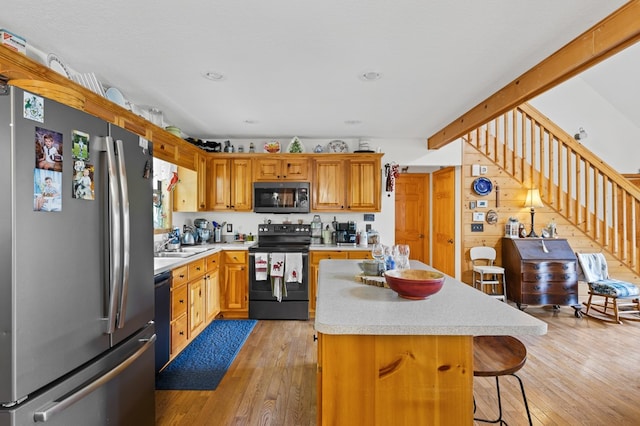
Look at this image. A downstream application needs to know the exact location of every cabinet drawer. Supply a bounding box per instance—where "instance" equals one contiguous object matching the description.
[170,315,188,355]
[171,285,188,320]
[522,280,578,295]
[310,251,349,263]
[206,252,220,271]
[348,251,373,260]
[522,261,576,273]
[154,140,176,162]
[172,266,189,287]
[175,145,197,170]
[521,293,579,306]
[224,251,247,264]
[522,272,577,282]
[188,259,206,279]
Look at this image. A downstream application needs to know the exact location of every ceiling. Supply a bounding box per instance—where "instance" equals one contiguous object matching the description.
[0,1,630,142]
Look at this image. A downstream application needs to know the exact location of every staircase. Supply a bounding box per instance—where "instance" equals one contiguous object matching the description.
[464,102,640,277]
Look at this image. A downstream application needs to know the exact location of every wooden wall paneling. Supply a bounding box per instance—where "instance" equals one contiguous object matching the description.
[462,142,640,288]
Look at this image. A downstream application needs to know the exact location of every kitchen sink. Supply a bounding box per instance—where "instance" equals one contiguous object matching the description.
[179,246,209,253]
[153,246,211,258]
[154,251,195,258]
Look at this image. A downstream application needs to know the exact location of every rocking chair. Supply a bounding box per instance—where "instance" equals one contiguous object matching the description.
[576,252,640,324]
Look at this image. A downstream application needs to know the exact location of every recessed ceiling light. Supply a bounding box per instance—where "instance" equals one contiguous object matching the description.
[244,119,258,124]
[345,120,362,125]
[203,71,225,81]
[359,71,382,81]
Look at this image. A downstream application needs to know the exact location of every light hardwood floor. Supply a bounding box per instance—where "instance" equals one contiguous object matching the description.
[156,304,640,426]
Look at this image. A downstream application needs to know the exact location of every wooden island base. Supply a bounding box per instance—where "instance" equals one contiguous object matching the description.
[317,333,473,425]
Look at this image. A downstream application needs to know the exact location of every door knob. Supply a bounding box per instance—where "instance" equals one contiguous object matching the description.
[447,239,454,244]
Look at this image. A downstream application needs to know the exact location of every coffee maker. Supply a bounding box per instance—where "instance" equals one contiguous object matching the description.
[336,221,357,246]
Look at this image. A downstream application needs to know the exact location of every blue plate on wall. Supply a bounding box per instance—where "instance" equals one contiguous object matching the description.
[473,177,493,196]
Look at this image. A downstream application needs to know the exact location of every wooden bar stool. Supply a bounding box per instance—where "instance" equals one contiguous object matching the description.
[473,335,532,426]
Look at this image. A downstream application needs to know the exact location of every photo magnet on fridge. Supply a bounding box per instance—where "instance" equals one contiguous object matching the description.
[35,127,63,172]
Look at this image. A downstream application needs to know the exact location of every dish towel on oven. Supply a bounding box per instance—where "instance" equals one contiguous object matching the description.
[254,253,269,281]
[270,253,286,302]
[285,253,303,284]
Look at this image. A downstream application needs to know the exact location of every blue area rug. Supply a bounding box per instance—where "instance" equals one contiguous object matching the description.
[156,319,257,390]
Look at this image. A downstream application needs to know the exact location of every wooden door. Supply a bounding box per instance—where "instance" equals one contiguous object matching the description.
[313,159,345,210]
[196,154,207,210]
[209,158,231,210]
[394,174,429,263]
[432,167,456,276]
[230,158,252,211]
[283,158,309,180]
[205,268,220,322]
[188,278,204,336]
[223,264,247,311]
[347,159,380,211]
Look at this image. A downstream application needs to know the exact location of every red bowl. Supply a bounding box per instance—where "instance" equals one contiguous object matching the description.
[384,269,445,300]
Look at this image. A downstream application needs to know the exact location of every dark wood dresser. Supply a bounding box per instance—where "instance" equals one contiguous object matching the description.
[502,238,581,315]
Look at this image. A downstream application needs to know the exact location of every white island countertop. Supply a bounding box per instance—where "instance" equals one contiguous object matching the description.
[315,259,547,336]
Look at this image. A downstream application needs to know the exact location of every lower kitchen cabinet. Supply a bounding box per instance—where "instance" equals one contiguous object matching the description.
[170,266,189,357]
[167,252,222,362]
[309,250,372,315]
[220,250,248,318]
[317,333,473,425]
[205,252,221,323]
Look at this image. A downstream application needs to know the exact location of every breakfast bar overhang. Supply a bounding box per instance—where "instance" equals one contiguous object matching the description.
[314,260,547,425]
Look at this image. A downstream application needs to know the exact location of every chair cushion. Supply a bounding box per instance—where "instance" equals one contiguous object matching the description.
[591,279,640,298]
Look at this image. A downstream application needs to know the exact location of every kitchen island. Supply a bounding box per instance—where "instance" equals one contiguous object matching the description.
[315,260,547,425]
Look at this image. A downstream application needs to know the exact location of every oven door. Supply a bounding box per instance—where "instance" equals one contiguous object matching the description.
[248,252,309,301]
[248,251,310,320]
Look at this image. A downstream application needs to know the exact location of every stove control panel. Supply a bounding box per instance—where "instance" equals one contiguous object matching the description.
[258,223,311,235]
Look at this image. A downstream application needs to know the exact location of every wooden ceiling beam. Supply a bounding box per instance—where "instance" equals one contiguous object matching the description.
[427,0,640,150]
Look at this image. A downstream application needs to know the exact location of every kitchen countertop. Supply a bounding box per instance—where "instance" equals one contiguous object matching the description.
[153,242,255,275]
[314,259,548,336]
[309,244,372,251]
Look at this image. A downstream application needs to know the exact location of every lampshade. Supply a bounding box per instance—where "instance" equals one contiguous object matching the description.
[524,189,544,208]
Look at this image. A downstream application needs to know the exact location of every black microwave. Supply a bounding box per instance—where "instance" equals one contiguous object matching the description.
[253,182,310,214]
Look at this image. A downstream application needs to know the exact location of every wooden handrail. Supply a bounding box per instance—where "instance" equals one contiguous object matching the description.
[465,102,640,276]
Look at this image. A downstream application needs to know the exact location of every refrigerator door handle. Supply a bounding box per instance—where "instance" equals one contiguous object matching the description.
[32,334,156,423]
[115,138,130,329]
[103,136,122,334]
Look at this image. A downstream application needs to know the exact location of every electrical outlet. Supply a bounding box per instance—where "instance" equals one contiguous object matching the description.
[480,165,488,174]
[363,214,375,221]
[471,223,484,232]
[227,223,233,232]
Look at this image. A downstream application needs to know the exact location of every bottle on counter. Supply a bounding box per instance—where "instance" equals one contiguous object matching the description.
[359,229,368,248]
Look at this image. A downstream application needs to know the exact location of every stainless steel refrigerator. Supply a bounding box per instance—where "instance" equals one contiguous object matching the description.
[0,87,155,425]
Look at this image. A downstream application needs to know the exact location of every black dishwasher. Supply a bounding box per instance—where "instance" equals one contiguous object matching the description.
[154,271,171,373]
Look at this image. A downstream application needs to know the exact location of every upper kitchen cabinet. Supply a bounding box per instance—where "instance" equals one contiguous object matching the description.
[312,154,382,212]
[208,155,253,211]
[152,131,199,170]
[173,153,207,212]
[253,155,309,181]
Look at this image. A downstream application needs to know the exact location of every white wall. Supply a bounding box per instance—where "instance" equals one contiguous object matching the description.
[171,137,463,246]
[529,76,640,174]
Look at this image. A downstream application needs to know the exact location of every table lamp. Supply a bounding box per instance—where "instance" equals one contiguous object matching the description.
[524,188,544,237]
